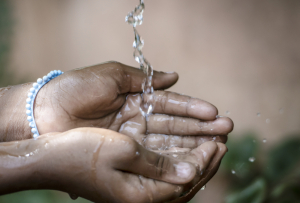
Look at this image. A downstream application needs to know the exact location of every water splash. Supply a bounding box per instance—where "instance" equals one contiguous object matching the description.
[126,0,155,117]
[69,193,78,200]
[248,157,255,162]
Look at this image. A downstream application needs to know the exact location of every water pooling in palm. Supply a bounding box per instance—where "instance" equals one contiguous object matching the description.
[125,0,154,117]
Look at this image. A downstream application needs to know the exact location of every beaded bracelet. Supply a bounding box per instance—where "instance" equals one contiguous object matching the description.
[26,70,64,139]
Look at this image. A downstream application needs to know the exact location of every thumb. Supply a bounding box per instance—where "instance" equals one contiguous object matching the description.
[89,62,179,93]
[115,143,196,185]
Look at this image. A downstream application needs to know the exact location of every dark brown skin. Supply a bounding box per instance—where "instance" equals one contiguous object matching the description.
[0,61,233,202]
[0,128,227,203]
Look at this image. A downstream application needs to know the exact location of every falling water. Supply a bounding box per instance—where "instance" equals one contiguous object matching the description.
[125,0,155,117]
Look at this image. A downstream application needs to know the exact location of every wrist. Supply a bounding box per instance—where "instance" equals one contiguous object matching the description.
[0,84,32,142]
[0,136,53,195]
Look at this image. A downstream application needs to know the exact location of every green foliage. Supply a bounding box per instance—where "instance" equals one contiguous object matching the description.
[226,178,267,203]
[222,133,300,203]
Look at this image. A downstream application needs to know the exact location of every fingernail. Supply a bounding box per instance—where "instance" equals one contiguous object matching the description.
[174,162,193,179]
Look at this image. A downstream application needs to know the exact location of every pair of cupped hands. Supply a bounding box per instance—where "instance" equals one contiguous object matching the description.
[26,62,233,203]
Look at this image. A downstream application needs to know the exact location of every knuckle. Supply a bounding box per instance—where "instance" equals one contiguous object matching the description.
[155,155,170,178]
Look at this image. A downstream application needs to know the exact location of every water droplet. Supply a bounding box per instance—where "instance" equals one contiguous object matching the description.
[136,151,140,155]
[266,119,270,124]
[249,157,255,162]
[133,49,144,63]
[225,111,230,115]
[231,170,236,174]
[257,113,261,117]
[279,108,284,114]
[133,29,144,50]
[262,138,267,143]
[69,193,78,200]
[25,154,30,157]
[125,3,144,27]
[201,185,206,190]
[175,186,181,192]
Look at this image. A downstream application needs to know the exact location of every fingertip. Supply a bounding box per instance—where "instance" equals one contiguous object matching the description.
[216,142,228,157]
[174,162,196,183]
[215,117,234,134]
[153,71,179,90]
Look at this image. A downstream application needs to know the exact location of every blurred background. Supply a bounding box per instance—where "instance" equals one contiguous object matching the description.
[0,0,300,202]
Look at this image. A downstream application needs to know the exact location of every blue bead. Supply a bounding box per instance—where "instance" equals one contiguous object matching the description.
[37,78,43,84]
[57,70,62,75]
[33,134,39,139]
[29,122,35,128]
[33,83,38,88]
[26,98,31,104]
[47,73,52,78]
[30,87,35,93]
[43,76,48,82]
[28,92,33,98]
[26,110,31,116]
[31,128,37,134]
[27,116,33,121]
[26,104,31,110]
[54,70,58,75]
[50,71,54,75]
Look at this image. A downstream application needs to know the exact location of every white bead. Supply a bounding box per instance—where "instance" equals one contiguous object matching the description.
[31,128,37,134]
[26,110,31,116]
[37,78,43,84]
[43,76,48,82]
[33,134,39,139]
[30,87,35,93]
[28,92,33,98]
[26,98,31,104]
[29,122,35,128]
[26,104,31,110]
[33,83,38,88]
[27,116,33,121]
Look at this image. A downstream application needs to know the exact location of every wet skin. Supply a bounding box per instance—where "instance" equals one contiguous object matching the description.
[0,61,234,202]
[0,128,227,203]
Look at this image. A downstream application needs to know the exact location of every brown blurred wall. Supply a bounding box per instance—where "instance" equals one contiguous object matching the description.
[8,0,300,202]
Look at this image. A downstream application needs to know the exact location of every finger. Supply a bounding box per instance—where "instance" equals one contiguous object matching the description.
[153,91,218,120]
[143,134,226,150]
[177,141,219,174]
[170,143,227,203]
[147,114,234,136]
[114,142,196,185]
[88,62,179,93]
[117,172,183,203]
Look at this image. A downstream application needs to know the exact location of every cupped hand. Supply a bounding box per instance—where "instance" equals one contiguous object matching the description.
[35,61,233,143]
[33,128,226,203]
